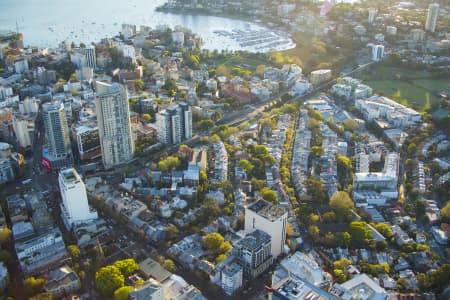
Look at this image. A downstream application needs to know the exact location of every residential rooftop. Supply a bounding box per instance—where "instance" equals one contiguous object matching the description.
[247,199,287,221]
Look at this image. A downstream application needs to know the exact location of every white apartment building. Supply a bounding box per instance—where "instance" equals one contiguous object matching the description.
[425,3,439,33]
[19,98,39,115]
[221,263,243,296]
[12,114,35,148]
[95,81,134,168]
[372,45,384,62]
[156,102,192,145]
[278,252,330,287]
[245,199,288,258]
[310,69,332,86]
[356,95,421,129]
[353,152,399,199]
[368,8,377,24]
[59,168,97,228]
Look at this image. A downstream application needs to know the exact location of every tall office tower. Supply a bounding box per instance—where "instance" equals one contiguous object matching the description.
[368,8,377,24]
[156,102,192,145]
[42,102,72,159]
[95,81,134,169]
[58,168,98,228]
[84,46,96,69]
[425,3,439,32]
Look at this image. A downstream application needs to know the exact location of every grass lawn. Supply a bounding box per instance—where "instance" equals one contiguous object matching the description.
[356,65,450,111]
[212,55,270,71]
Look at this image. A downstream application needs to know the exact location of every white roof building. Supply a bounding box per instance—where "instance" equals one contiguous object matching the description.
[330,274,388,300]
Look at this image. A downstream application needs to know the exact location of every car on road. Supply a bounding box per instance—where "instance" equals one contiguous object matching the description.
[22,179,32,185]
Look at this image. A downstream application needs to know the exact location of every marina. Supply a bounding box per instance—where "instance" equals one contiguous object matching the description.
[213,29,296,52]
[0,0,295,53]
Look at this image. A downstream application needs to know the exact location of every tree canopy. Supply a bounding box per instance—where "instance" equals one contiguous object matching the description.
[162,259,177,272]
[158,156,181,172]
[113,286,134,300]
[113,258,139,277]
[95,265,125,296]
[441,202,450,223]
[204,232,225,251]
[329,191,354,222]
[260,187,278,203]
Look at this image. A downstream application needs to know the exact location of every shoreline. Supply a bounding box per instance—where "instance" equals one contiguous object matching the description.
[157,6,297,53]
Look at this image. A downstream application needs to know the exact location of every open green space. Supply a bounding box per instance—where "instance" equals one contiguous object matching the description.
[212,55,270,71]
[355,65,449,111]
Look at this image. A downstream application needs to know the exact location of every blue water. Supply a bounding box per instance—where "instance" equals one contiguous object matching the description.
[0,0,292,51]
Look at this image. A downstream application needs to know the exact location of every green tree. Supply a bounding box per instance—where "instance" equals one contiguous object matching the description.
[113,258,139,277]
[376,240,388,251]
[329,191,354,222]
[24,277,47,297]
[308,225,320,241]
[238,159,254,175]
[306,177,327,203]
[333,269,347,283]
[142,113,152,121]
[430,264,450,289]
[199,169,207,184]
[311,146,324,157]
[416,273,430,290]
[338,232,352,248]
[114,286,133,300]
[374,223,393,238]
[204,197,220,218]
[162,259,177,272]
[216,254,227,264]
[348,222,371,248]
[219,241,232,254]
[440,202,450,223]
[260,187,278,203]
[158,156,180,172]
[95,265,125,296]
[334,258,352,271]
[204,233,225,251]
[343,119,359,132]
[67,245,81,261]
[0,228,12,246]
[0,250,14,267]
[323,232,337,247]
[322,211,336,223]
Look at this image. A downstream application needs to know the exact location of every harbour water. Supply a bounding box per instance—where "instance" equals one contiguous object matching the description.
[0,0,296,52]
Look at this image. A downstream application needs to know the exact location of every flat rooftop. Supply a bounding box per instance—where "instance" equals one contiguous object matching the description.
[247,199,287,221]
[60,168,81,183]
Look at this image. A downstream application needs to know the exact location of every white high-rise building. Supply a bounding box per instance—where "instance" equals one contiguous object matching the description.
[95,81,134,169]
[245,199,288,258]
[368,8,377,24]
[84,46,96,69]
[156,102,192,145]
[372,45,385,61]
[12,114,35,149]
[58,168,98,228]
[42,102,72,159]
[425,3,439,33]
[221,263,243,296]
[70,47,96,69]
[19,98,39,115]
